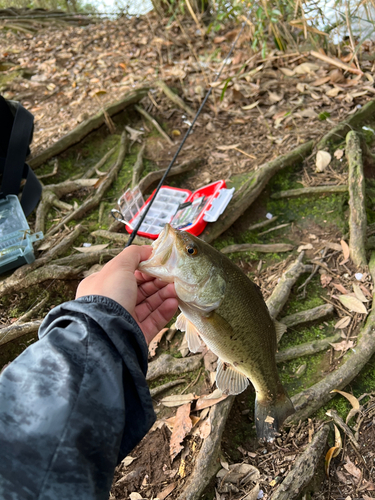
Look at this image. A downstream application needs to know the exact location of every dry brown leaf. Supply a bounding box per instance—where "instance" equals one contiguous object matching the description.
[242,100,260,110]
[340,239,350,260]
[122,455,136,466]
[325,424,342,476]
[157,482,178,500]
[74,244,109,253]
[311,76,331,86]
[320,273,332,287]
[213,36,226,44]
[279,67,295,76]
[195,389,227,411]
[294,62,320,74]
[332,282,350,294]
[316,150,332,172]
[170,403,192,460]
[297,243,313,252]
[353,283,369,303]
[343,457,362,483]
[296,108,318,118]
[338,295,367,314]
[197,417,211,439]
[160,393,195,407]
[326,87,342,97]
[217,143,241,151]
[334,316,351,329]
[268,91,282,103]
[331,389,360,409]
[148,328,168,358]
[330,339,354,352]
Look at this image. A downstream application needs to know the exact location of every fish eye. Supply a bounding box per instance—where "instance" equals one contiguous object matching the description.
[186,245,198,256]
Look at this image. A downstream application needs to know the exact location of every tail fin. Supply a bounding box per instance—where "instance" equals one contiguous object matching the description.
[255,391,295,442]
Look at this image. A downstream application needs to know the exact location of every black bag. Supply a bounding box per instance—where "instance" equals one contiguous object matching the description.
[0,95,42,216]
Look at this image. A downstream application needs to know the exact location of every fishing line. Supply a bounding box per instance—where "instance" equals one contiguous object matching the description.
[125,11,250,247]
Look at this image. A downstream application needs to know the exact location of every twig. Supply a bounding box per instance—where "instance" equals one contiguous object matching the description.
[220,243,294,254]
[271,185,348,199]
[37,158,58,180]
[310,50,363,75]
[132,142,146,188]
[46,131,128,237]
[346,131,367,267]
[156,80,195,118]
[82,145,117,179]
[17,293,50,323]
[258,223,291,236]
[248,216,279,232]
[134,104,174,145]
[180,368,202,395]
[138,157,202,194]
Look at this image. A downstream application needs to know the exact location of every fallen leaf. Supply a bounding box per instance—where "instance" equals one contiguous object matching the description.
[170,403,192,460]
[297,243,313,252]
[241,483,260,500]
[217,143,241,150]
[338,295,367,314]
[160,393,195,407]
[320,273,332,287]
[213,36,226,43]
[195,389,227,411]
[122,456,136,466]
[279,67,295,76]
[74,244,109,253]
[334,316,351,329]
[294,62,320,74]
[242,100,260,110]
[330,339,354,352]
[326,87,342,97]
[325,424,342,476]
[311,76,331,86]
[353,283,369,303]
[340,239,350,260]
[334,148,344,159]
[125,125,144,142]
[148,328,168,358]
[331,389,360,409]
[343,456,362,483]
[316,150,332,172]
[216,463,260,483]
[129,493,144,500]
[332,282,350,294]
[268,91,282,103]
[329,68,346,83]
[197,417,211,439]
[296,108,318,118]
[157,482,178,500]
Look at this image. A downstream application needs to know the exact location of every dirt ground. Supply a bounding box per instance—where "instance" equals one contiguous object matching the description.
[2,10,375,500]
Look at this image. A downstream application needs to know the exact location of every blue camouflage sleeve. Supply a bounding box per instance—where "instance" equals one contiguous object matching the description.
[0,295,156,500]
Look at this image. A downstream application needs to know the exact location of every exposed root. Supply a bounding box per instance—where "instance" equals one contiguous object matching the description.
[132,142,146,188]
[221,243,294,254]
[281,304,334,329]
[135,104,174,146]
[0,321,42,346]
[149,379,186,397]
[146,353,203,381]
[271,185,347,199]
[276,332,341,363]
[156,80,195,118]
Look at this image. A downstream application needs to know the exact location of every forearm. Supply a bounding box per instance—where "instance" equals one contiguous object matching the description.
[0,296,155,500]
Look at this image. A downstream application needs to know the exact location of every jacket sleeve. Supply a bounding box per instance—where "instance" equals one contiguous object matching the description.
[0,295,156,500]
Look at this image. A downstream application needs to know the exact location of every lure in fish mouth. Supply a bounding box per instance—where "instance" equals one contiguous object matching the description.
[139,224,295,441]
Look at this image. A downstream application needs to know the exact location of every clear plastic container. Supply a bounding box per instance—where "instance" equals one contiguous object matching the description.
[0,195,43,274]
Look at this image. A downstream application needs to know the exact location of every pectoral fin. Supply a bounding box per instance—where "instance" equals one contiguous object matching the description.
[176,312,205,353]
[216,358,249,395]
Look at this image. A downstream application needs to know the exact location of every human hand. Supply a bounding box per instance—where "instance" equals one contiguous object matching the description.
[76,245,178,344]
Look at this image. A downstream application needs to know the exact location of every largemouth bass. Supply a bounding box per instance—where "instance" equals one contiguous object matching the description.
[139,224,294,441]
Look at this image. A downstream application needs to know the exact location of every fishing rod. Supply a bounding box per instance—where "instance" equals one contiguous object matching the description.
[125,11,250,247]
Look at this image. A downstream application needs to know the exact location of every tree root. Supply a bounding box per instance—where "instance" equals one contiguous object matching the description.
[174,397,234,500]
[271,185,347,199]
[46,130,128,237]
[135,104,174,146]
[276,332,341,363]
[82,145,117,179]
[266,253,307,320]
[132,142,146,188]
[346,131,367,267]
[91,229,150,246]
[29,88,148,169]
[138,158,202,194]
[149,379,186,397]
[53,249,119,268]
[325,409,360,450]
[220,243,294,254]
[288,253,375,424]
[0,321,42,346]
[0,265,85,296]
[156,80,195,118]
[146,353,203,381]
[281,304,334,329]
[201,141,314,244]
[269,424,329,500]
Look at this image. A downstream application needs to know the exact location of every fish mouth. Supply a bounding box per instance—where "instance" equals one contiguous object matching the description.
[138,223,178,281]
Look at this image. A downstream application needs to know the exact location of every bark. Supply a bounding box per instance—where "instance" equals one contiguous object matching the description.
[132,143,146,188]
[146,353,203,381]
[276,332,341,363]
[134,104,174,145]
[220,243,294,254]
[269,424,329,500]
[53,249,119,267]
[156,80,195,118]
[149,379,186,397]
[29,88,147,168]
[201,141,314,244]
[138,158,202,194]
[91,229,150,246]
[46,131,128,237]
[266,253,307,320]
[346,131,367,267]
[280,304,334,328]
[271,185,347,199]
[287,253,375,424]
[0,321,42,346]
